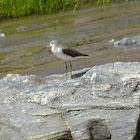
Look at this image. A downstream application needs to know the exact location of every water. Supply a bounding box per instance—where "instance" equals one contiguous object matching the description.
[0,1,140,78]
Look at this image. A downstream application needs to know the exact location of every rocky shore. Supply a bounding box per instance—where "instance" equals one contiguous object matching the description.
[0,62,139,140]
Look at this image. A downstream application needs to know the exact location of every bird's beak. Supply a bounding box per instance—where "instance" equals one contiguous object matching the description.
[46,45,50,48]
[41,45,50,49]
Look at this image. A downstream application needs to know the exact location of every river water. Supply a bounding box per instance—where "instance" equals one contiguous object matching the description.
[0,1,140,78]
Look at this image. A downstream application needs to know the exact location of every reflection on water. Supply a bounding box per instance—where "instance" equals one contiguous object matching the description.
[0,1,140,78]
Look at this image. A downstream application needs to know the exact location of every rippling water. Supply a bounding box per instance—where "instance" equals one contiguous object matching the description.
[0,1,140,78]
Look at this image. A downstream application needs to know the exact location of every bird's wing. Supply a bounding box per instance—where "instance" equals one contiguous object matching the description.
[59,45,89,57]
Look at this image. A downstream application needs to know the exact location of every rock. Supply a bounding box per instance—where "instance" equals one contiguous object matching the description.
[0,30,5,38]
[119,37,136,46]
[113,34,140,46]
[108,39,115,44]
[114,40,120,46]
[0,62,140,140]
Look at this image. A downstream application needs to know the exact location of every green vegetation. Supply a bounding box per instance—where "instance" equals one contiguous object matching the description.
[0,0,113,19]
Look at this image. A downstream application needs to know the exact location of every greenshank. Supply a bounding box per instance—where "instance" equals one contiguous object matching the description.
[48,40,89,79]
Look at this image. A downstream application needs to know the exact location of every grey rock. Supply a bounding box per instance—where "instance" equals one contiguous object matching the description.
[113,40,120,46]
[108,39,115,44]
[119,37,136,45]
[113,34,140,46]
[0,62,140,140]
[0,30,5,38]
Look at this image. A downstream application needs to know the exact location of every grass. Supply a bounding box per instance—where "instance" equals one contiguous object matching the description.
[0,0,113,19]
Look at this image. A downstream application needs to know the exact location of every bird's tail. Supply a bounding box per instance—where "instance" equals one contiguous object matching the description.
[77,54,90,59]
[81,54,90,58]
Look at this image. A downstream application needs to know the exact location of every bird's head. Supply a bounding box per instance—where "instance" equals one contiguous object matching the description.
[49,40,58,48]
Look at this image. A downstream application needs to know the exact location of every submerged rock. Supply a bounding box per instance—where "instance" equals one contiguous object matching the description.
[0,62,139,140]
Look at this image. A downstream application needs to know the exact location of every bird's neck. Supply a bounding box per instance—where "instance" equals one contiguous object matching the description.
[51,44,57,52]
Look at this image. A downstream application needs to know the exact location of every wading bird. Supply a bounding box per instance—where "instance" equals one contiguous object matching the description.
[48,40,89,79]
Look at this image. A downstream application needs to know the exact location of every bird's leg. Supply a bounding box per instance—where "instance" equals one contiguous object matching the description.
[65,61,68,80]
[69,61,72,79]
